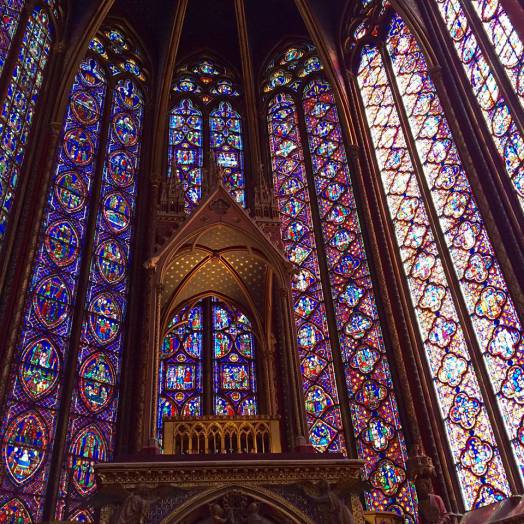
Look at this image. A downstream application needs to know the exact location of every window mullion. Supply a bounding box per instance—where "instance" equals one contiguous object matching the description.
[379,42,522,494]
[0,1,31,99]
[348,65,465,511]
[42,70,116,520]
[458,0,524,136]
[293,89,357,457]
[203,103,211,194]
[203,297,213,415]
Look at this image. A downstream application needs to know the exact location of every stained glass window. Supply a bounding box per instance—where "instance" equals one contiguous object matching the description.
[0,4,54,251]
[0,57,108,522]
[435,0,524,209]
[265,43,416,520]
[355,5,523,510]
[157,298,258,441]
[158,302,204,441]
[210,102,245,206]
[168,99,203,214]
[0,0,25,77]
[56,78,145,520]
[267,92,345,454]
[169,58,245,209]
[0,24,147,522]
[213,299,257,416]
[469,1,523,108]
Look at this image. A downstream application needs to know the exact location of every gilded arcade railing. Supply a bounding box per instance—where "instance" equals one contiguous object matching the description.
[163,416,282,455]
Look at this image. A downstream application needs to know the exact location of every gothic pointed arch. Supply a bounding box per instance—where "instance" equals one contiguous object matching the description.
[262,40,417,520]
[344,0,524,511]
[0,17,149,522]
[159,485,315,524]
[167,52,247,210]
[143,182,298,451]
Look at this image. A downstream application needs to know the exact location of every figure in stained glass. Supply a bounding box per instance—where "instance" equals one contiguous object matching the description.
[354,4,523,509]
[169,58,245,209]
[266,42,416,518]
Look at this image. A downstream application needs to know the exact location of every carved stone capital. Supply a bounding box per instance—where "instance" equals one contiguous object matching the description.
[144,257,158,271]
[407,445,435,480]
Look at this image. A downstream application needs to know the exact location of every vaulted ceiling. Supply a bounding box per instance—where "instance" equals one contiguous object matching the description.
[66,0,353,81]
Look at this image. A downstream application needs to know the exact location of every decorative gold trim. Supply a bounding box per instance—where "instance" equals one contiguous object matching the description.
[96,457,365,488]
[163,416,281,454]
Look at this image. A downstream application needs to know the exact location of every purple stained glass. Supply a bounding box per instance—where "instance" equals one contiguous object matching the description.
[0,58,107,520]
[387,13,524,488]
[158,302,203,441]
[0,0,24,78]
[303,78,415,518]
[212,299,257,416]
[267,92,346,453]
[167,99,203,213]
[0,6,52,248]
[55,79,145,519]
[358,41,511,509]
[469,0,524,107]
[210,101,245,206]
[436,0,524,209]
[169,58,244,212]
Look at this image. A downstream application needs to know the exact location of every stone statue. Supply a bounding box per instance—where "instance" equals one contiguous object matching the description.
[246,501,273,523]
[209,502,229,523]
[415,476,452,524]
[302,479,355,524]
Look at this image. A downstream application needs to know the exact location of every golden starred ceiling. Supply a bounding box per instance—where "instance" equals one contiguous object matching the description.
[161,225,271,318]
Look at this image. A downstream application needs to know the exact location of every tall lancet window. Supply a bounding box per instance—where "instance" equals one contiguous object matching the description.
[351,2,523,511]
[0,26,148,523]
[0,0,25,76]
[434,0,524,209]
[157,298,258,442]
[158,302,204,440]
[169,57,246,211]
[265,44,416,520]
[0,1,57,252]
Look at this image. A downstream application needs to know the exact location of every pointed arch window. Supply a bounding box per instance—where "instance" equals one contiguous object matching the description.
[168,99,203,213]
[264,43,416,520]
[0,25,148,522]
[168,57,245,211]
[210,101,245,207]
[158,302,204,439]
[434,0,524,209]
[157,297,258,442]
[350,3,524,511]
[0,1,57,253]
[0,0,25,77]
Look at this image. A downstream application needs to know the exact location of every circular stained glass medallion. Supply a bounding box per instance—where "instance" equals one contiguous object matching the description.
[113,113,138,146]
[54,171,87,212]
[64,128,94,166]
[20,338,60,400]
[70,426,107,496]
[44,220,79,267]
[102,192,131,232]
[108,151,134,187]
[79,352,116,412]
[4,411,48,485]
[116,80,142,110]
[88,293,121,344]
[33,275,70,328]
[71,91,100,125]
[95,239,126,283]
